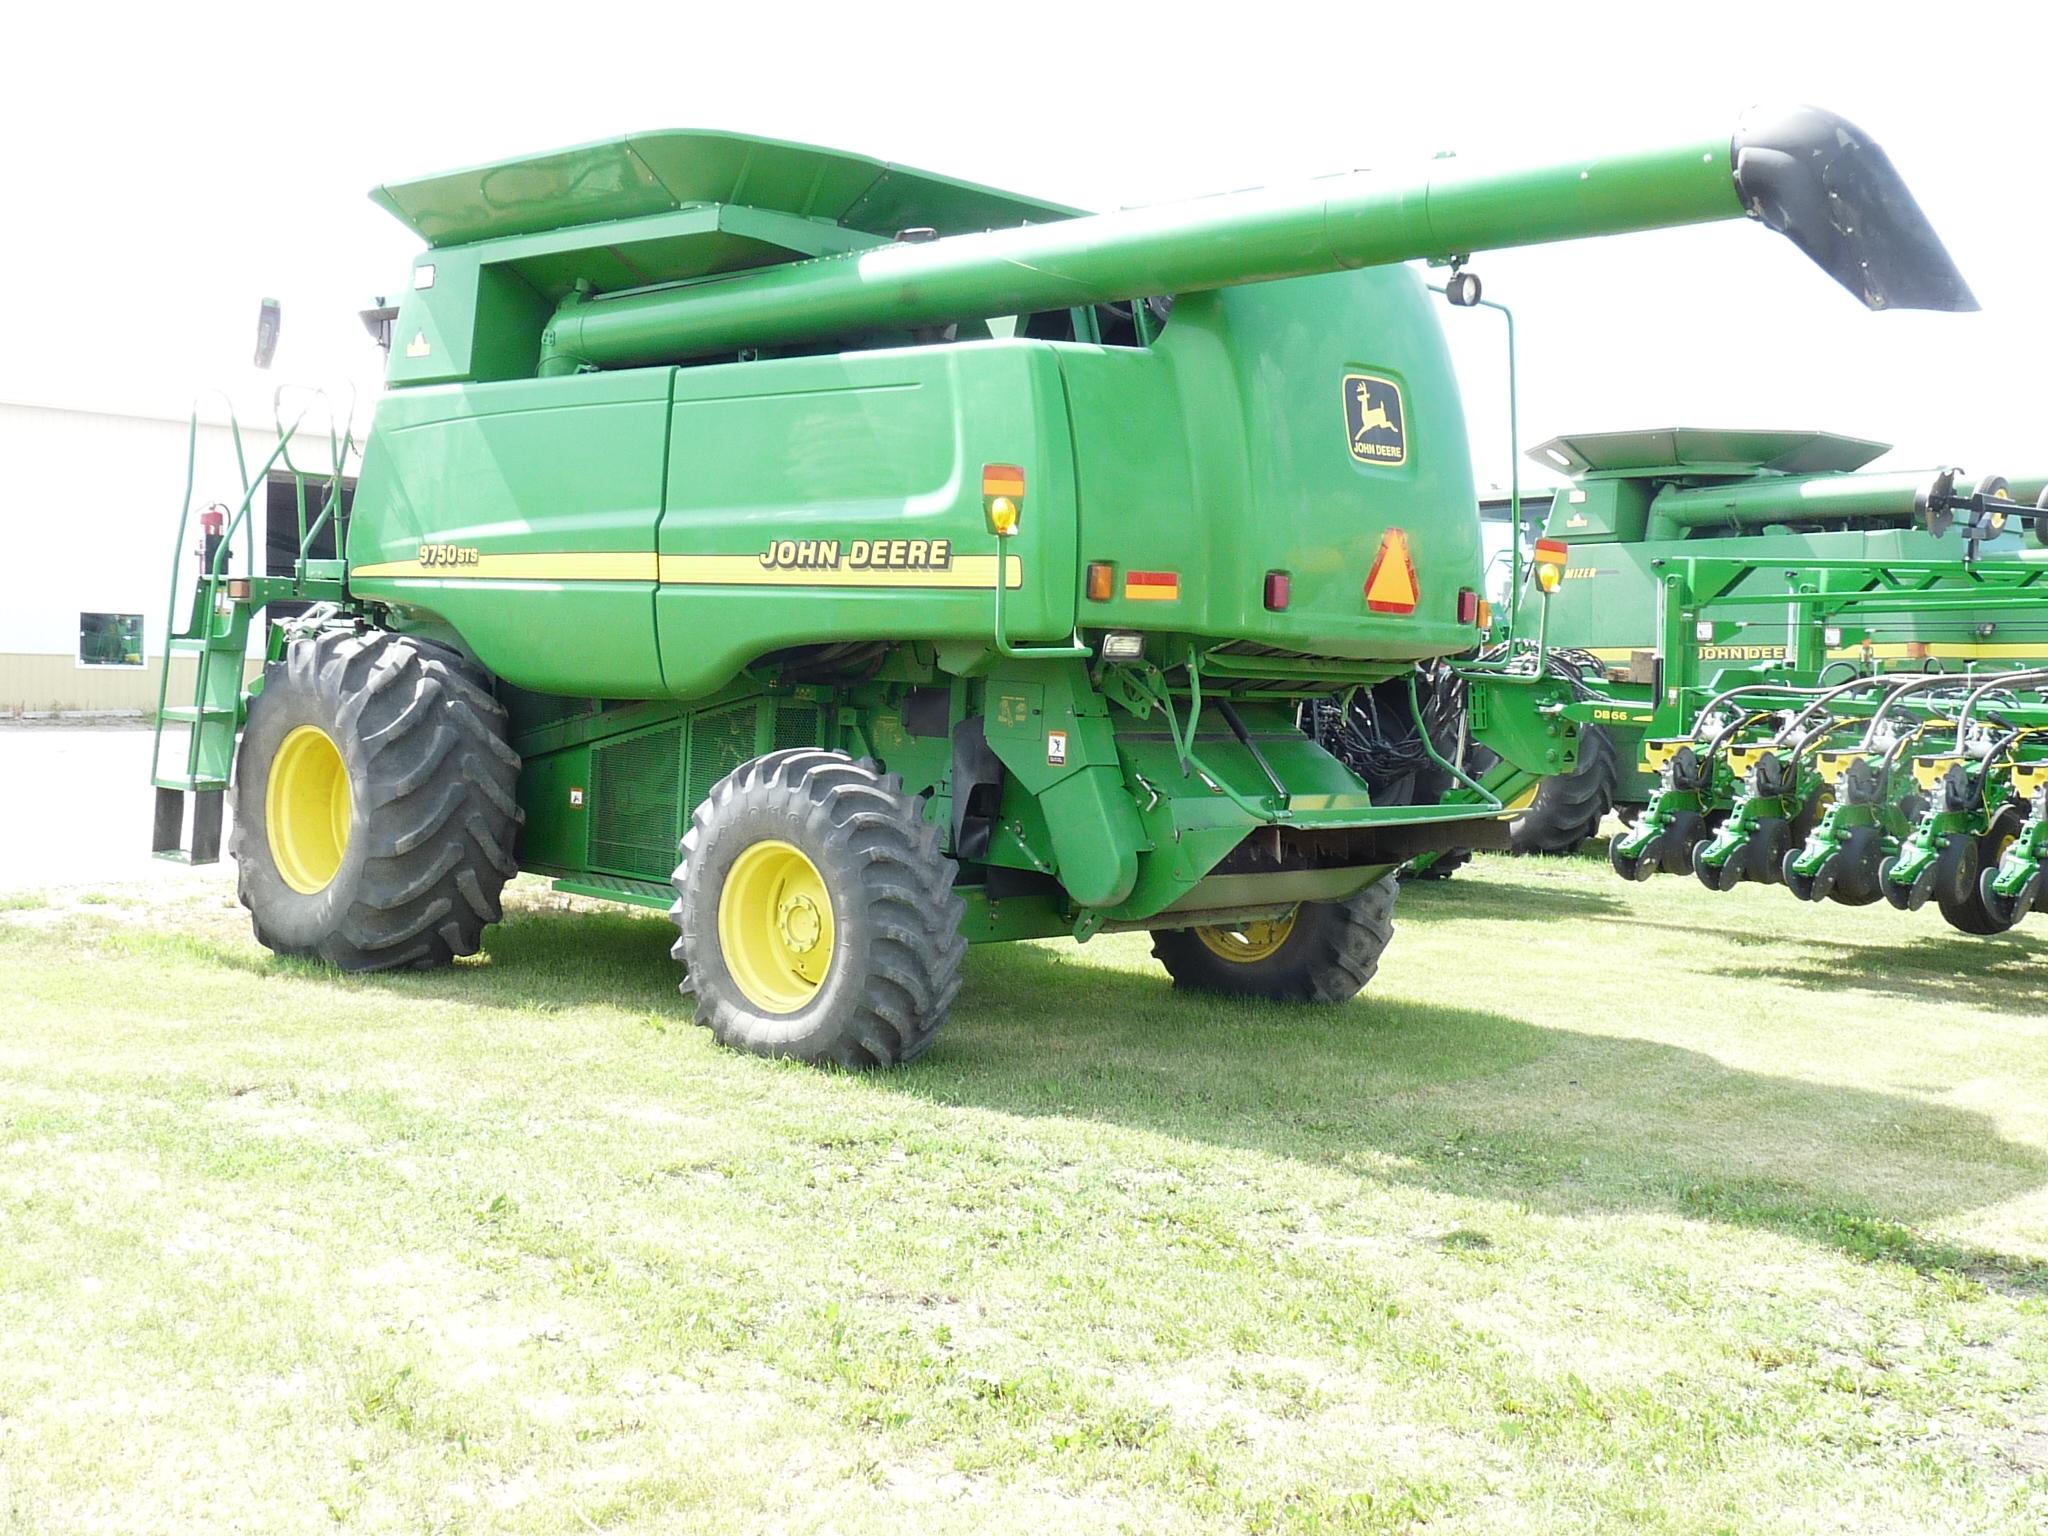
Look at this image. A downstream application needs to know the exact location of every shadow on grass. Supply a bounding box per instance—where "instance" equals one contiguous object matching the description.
[902,941,2048,1296]
[1395,873,1632,922]
[1715,931,2048,1014]
[126,901,2048,1294]
[107,907,681,1013]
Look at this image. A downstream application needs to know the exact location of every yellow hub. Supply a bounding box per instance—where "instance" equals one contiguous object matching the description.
[266,725,352,895]
[1193,909,1299,964]
[719,839,837,1013]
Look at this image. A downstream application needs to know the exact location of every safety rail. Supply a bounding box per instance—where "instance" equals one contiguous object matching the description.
[149,389,359,862]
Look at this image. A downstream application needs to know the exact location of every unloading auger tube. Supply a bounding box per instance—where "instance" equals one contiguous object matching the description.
[537,105,1973,373]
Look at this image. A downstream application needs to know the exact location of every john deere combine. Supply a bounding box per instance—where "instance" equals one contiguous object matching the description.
[1506,430,2047,853]
[152,108,1977,1064]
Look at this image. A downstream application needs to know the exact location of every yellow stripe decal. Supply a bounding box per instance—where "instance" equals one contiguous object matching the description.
[350,552,1022,589]
[352,552,659,582]
[658,554,1021,589]
[1589,641,2048,662]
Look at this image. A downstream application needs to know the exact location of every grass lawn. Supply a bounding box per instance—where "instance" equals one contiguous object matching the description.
[4,853,2048,1533]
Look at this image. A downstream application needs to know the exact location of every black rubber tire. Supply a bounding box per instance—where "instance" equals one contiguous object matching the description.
[1980,863,2043,928]
[232,628,522,971]
[670,750,966,1068]
[1610,836,1650,881]
[1510,723,1619,856]
[1940,807,2021,935]
[1693,839,1743,892]
[1150,878,1397,1004]
[1809,825,1887,907]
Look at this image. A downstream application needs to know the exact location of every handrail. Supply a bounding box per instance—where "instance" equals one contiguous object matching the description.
[990,538,1090,659]
[152,388,358,790]
[271,384,360,562]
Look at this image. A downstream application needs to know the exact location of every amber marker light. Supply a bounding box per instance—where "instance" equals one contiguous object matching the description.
[1086,561,1115,601]
[982,464,1025,537]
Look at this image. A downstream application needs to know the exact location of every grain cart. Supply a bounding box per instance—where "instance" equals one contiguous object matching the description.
[152,109,1973,1065]
[1504,429,2048,853]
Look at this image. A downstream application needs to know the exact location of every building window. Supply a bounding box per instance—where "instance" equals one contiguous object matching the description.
[78,612,146,668]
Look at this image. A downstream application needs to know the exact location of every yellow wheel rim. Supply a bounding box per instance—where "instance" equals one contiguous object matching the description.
[266,725,352,895]
[1193,908,1299,964]
[718,839,836,1014]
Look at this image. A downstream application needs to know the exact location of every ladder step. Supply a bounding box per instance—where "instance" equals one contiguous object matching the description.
[150,785,224,864]
[152,775,230,793]
[159,705,238,724]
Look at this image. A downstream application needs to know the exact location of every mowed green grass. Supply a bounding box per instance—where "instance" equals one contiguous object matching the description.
[5,856,2048,1534]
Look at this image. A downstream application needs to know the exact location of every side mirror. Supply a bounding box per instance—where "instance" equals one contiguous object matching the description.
[254,298,281,370]
[358,299,398,355]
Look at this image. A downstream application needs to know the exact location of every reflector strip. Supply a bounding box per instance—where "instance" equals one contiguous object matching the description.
[1125,570,1180,601]
[1364,529,1418,614]
[982,464,1027,498]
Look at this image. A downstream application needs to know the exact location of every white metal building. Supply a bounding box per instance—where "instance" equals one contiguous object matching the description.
[0,390,361,714]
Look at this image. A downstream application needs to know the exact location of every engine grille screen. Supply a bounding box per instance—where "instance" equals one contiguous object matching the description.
[589,728,682,880]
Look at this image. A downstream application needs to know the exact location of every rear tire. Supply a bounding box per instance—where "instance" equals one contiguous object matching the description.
[231,628,522,971]
[670,750,966,1068]
[1510,723,1618,856]
[1151,879,1397,1004]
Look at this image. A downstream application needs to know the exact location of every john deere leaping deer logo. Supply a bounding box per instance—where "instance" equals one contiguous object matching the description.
[1343,373,1406,467]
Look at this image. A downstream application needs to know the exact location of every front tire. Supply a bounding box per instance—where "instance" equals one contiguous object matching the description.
[670,750,966,1068]
[231,629,522,971]
[1151,879,1397,1003]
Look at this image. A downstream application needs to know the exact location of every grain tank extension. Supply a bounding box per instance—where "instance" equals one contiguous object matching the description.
[152,108,1971,1065]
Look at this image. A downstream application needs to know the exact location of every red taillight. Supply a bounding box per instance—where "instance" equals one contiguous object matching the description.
[1457,587,1479,625]
[1085,561,1114,602]
[1264,570,1290,611]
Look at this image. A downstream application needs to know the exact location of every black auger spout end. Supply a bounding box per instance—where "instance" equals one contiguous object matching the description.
[1732,105,1978,313]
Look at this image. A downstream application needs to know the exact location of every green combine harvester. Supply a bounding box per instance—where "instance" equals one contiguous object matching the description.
[1503,430,2048,854]
[152,108,1978,1065]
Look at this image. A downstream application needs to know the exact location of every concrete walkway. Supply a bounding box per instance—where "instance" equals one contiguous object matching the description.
[0,724,235,893]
